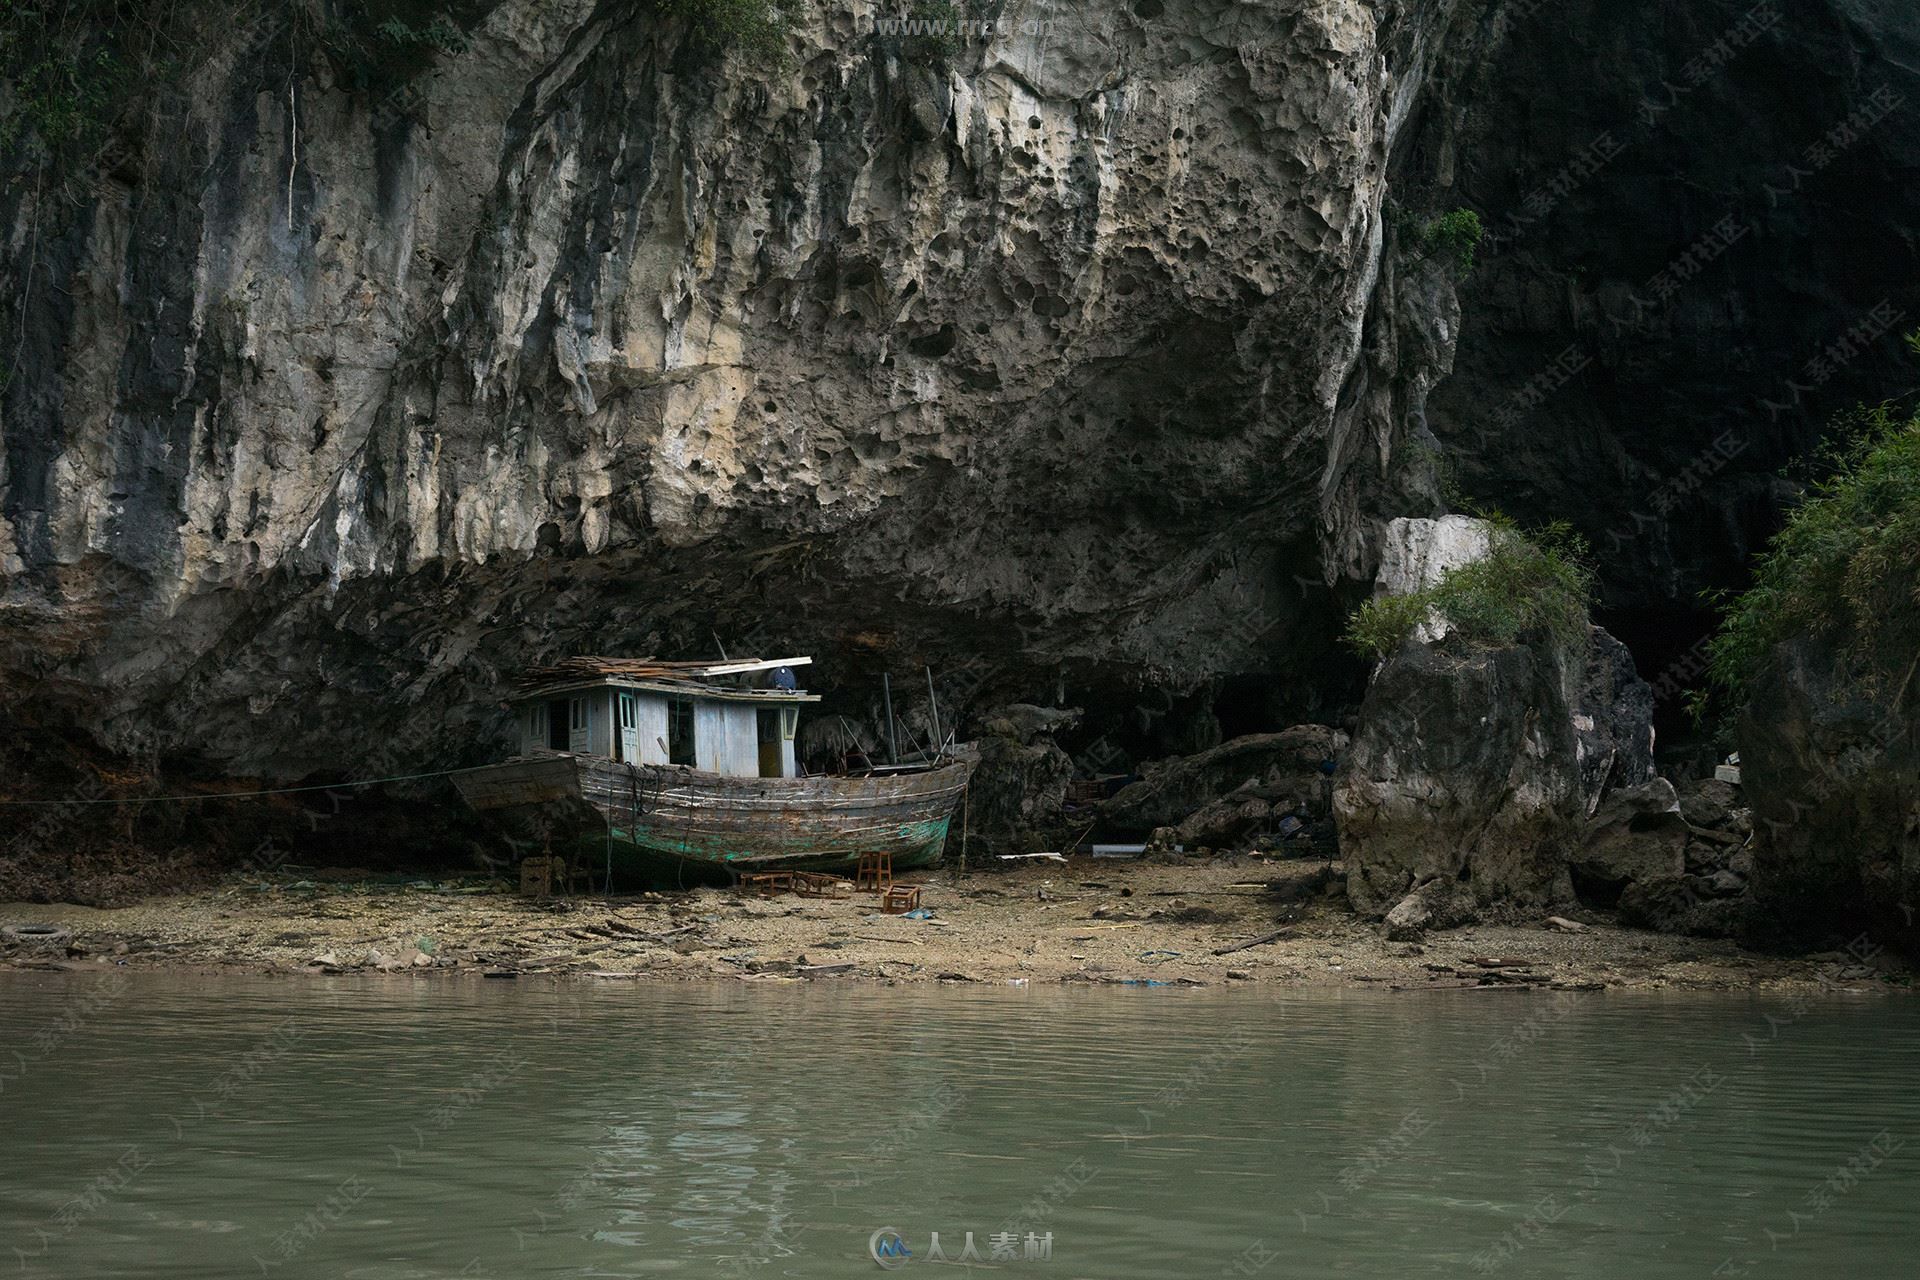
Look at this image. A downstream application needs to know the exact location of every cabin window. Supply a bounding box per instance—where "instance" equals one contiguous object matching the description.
[667,698,696,767]
[618,695,637,731]
[780,706,798,740]
[528,705,546,740]
[570,698,588,732]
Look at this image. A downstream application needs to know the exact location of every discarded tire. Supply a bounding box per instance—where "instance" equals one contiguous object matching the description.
[1,923,72,949]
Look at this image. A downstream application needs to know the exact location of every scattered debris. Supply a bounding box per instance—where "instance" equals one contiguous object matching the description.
[1212,928,1293,956]
[1,923,72,950]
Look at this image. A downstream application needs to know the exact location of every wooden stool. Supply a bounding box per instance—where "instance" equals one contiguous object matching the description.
[882,885,921,915]
[791,871,852,899]
[736,871,794,897]
[855,851,893,894]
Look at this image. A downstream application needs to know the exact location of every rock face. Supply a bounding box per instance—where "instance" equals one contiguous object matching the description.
[1336,636,1580,918]
[1739,637,1920,951]
[0,0,1476,783]
[1419,0,1920,665]
[1600,774,1754,938]
[1573,626,1657,809]
[965,704,1078,849]
[1101,726,1345,838]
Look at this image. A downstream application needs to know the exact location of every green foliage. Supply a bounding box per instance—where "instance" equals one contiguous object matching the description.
[901,0,960,65]
[0,2,478,168]
[652,0,796,61]
[1344,592,1434,661]
[318,2,476,93]
[1704,401,1920,710]
[0,0,148,159]
[1344,517,1594,660]
[1419,208,1483,276]
[372,15,467,54]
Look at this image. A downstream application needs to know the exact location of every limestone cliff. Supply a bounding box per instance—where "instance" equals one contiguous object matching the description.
[1,0,1475,778]
[3,0,1920,915]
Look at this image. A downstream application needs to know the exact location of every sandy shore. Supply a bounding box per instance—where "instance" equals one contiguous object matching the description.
[0,855,1902,992]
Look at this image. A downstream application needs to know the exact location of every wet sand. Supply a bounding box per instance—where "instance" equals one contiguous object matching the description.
[0,855,1900,992]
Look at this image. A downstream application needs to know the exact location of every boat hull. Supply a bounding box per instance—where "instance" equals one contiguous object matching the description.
[451,754,972,883]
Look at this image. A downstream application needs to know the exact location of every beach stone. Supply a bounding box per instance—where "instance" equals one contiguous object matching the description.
[1702,870,1747,898]
[1384,880,1478,942]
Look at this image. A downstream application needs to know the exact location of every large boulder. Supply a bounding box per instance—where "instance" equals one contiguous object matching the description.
[1677,778,1742,831]
[1617,876,1744,938]
[965,705,1079,850]
[1100,726,1346,836]
[1336,637,1581,917]
[1173,797,1274,849]
[1739,637,1920,952]
[1570,778,1688,903]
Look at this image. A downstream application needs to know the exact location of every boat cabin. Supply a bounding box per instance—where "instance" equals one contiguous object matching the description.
[512,657,820,779]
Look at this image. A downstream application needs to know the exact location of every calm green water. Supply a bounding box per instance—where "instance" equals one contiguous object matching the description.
[1,976,1915,1278]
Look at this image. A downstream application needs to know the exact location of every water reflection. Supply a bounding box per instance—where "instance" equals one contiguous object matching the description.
[0,975,1914,1278]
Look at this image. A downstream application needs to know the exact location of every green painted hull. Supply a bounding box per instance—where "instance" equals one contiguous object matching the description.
[570,817,951,889]
[454,753,972,889]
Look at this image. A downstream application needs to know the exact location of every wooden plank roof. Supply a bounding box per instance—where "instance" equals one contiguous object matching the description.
[513,656,813,694]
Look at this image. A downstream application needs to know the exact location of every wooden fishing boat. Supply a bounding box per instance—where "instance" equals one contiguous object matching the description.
[450,656,973,885]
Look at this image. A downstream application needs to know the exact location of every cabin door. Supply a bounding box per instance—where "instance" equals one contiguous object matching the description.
[617,694,639,763]
[567,696,589,754]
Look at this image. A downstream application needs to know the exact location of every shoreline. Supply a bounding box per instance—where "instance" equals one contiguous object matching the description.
[0,856,1902,993]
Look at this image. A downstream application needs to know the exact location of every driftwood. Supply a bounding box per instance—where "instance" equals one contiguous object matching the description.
[1211,928,1293,956]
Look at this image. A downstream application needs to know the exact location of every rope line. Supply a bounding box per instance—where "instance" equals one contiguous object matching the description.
[0,767,466,808]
